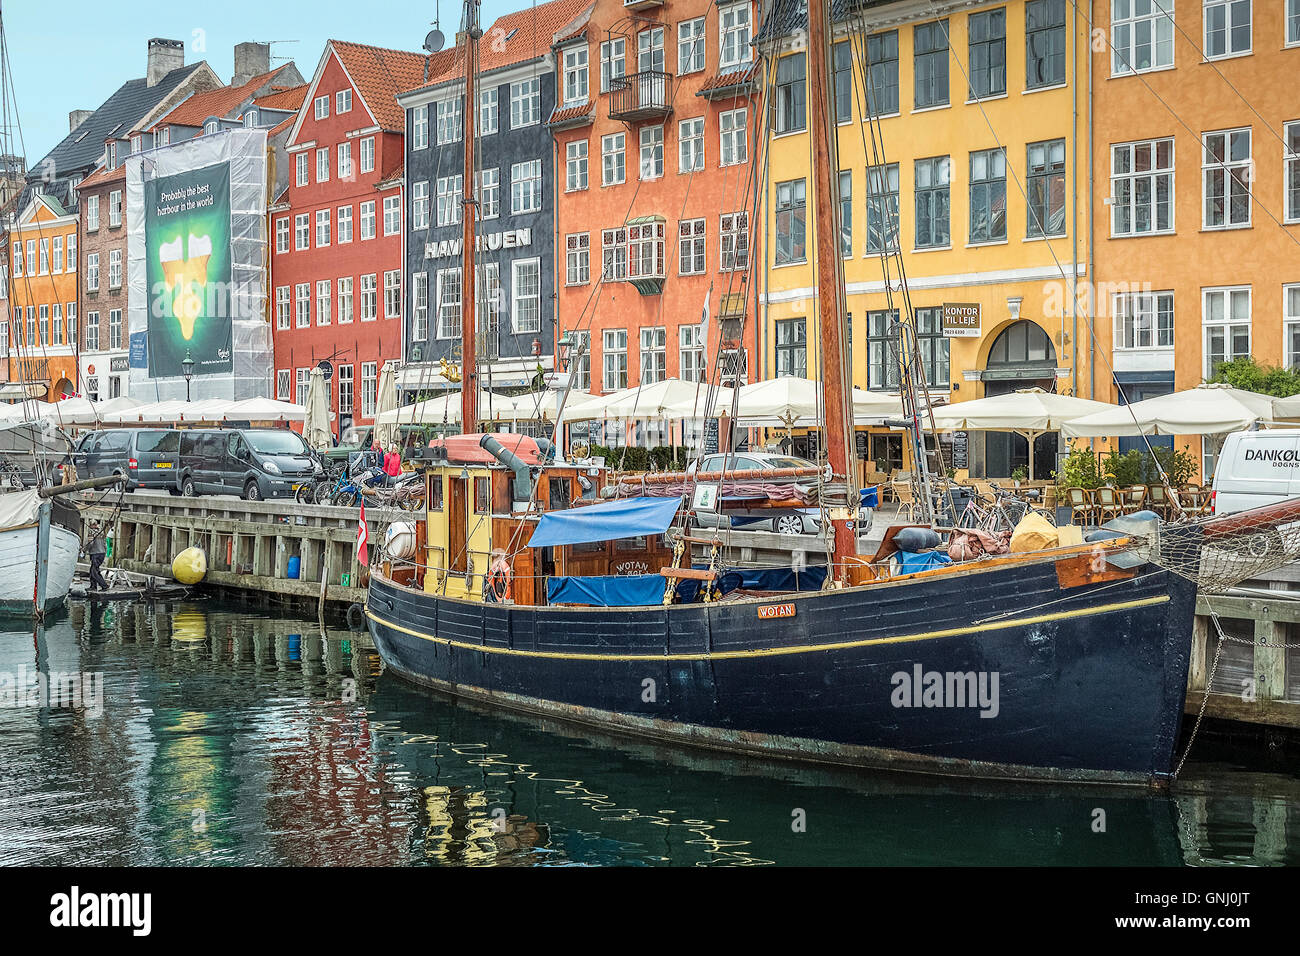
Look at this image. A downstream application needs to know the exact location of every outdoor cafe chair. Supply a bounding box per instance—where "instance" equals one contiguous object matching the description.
[1064,487,1094,526]
[1093,486,1123,524]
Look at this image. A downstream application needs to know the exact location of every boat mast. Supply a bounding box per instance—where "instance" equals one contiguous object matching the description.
[806,0,856,576]
[460,0,481,432]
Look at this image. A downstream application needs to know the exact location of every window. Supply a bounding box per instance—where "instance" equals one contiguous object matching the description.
[295,283,311,328]
[51,304,62,345]
[312,280,330,326]
[478,168,500,219]
[412,272,429,340]
[830,170,850,256]
[25,240,33,275]
[865,30,900,115]
[1288,122,1300,222]
[437,97,462,145]
[0,322,7,359]
[24,306,33,347]
[109,190,122,227]
[968,8,1006,99]
[567,140,588,191]
[277,370,290,401]
[866,163,901,253]
[915,156,952,248]
[360,136,375,173]
[679,18,705,75]
[720,108,747,166]
[337,141,353,181]
[38,238,48,274]
[315,95,329,120]
[109,309,122,350]
[1291,0,1300,45]
[296,368,310,406]
[602,133,626,185]
[603,329,628,390]
[833,41,853,123]
[480,88,499,135]
[1026,0,1066,89]
[628,220,666,281]
[1203,128,1252,229]
[969,148,1007,244]
[66,234,75,272]
[639,126,664,179]
[66,303,76,347]
[776,318,807,378]
[478,262,503,344]
[360,200,376,240]
[296,152,308,187]
[86,195,100,231]
[385,270,401,318]
[316,208,331,247]
[1112,0,1175,74]
[640,326,667,383]
[276,216,290,253]
[276,286,290,329]
[1113,291,1174,349]
[131,135,142,154]
[566,233,590,285]
[86,252,99,292]
[564,46,589,104]
[679,218,706,274]
[295,212,310,250]
[362,362,378,418]
[638,26,665,72]
[316,147,329,183]
[513,258,541,332]
[511,160,542,213]
[510,78,540,129]
[914,21,950,108]
[383,195,401,235]
[1027,139,1067,237]
[337,277,354,324]
[360,273,377,322]
[159,127,170,147]
[721,211,749,270]
[1286,285,1300,369]
[601,38,626,92]
[1111,137,1175,235]
[774,54,806,134]
[775,179,807,265]
[602,228,628,280]
[868,309,948,388]
[1205,0,1251,59]
[412,105,429,149]
[338,364,354,415]
[915,308,950,387]
[678,117,704,173]
[719,2,753,68]
[1203,286,1251,377]
[680,325,705,382]
[108,249,122,289]
[337,89,352,113]
[436,268,461,338]
[38,305,48,345]
[436,176,462,228]
[338,205,353,243]
[85,312,99,352]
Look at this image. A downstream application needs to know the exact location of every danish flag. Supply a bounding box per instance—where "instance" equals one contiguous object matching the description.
[356,500,369,567]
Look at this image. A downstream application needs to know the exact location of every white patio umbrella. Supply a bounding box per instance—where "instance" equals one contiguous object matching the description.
[43,396,100,425]
[929,387,1114,480]
[223,397,307,422]
[594,379,712,419]
[302,368,333,450]
[1062,383,1283,438]
[375,389,497,426]
[372,361,399,447]
[103,400,188,424]
[729,377,906,427]
[95,396,143,417]
[174,398,231,423]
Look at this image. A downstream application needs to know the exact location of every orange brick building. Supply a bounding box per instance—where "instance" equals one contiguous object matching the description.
[6,192,79,398]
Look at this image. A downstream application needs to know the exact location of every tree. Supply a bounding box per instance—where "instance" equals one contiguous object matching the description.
[1206,356,1300,398]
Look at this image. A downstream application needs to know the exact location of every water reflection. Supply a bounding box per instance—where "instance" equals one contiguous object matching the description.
[0,600,1296,866]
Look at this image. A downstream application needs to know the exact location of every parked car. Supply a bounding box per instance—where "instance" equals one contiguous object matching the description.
[322,423,433,466]
[69,428,181,491]
[688,452,835,535]
[1211,428,1300,515]
[177,428,319,500]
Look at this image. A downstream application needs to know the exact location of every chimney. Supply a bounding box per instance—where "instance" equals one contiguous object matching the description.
[232,42,271,87]
[147,38,185,87]
[68,110,93,133]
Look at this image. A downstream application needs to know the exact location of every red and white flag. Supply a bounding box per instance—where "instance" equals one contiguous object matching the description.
[356,500,369,567]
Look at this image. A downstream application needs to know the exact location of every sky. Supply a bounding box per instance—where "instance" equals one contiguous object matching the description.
[3,0,518,166]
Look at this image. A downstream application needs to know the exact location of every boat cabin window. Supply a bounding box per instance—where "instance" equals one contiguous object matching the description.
[570,539,605,554]
[616,535,648,551]
[427,474,444,511]
[548,476,570,511]
[474,477,490,514]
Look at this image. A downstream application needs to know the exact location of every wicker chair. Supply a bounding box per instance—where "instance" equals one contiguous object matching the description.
[1125,484,1148,513]
[1146,483,1170,519]
[894,480,920,522]
[1093,485,1123,523]
[1064,487,1094,526]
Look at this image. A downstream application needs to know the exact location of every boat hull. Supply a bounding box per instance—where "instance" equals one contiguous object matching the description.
[366,554,1196,786]
[0,523,80,615]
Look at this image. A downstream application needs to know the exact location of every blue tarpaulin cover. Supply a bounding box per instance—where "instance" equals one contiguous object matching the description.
[693,564,828,591]
[894,550,952,574]
[528,496,682,548]
[548,574,667,606]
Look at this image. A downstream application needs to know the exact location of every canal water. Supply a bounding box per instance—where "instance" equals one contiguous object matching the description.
[1,600,1297,867]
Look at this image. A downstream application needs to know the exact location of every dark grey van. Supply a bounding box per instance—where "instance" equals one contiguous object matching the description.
[71,428,181,491]
[177,428,319,500]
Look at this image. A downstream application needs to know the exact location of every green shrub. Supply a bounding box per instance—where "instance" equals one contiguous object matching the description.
[1102,448,1146,487]
[1055,445,1103,489]
[1206,356,1300,397]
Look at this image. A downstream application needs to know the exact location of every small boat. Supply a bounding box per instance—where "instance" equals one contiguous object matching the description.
[0,489,81,616]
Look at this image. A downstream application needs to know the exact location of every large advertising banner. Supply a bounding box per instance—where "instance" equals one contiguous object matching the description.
[144,161,232,377]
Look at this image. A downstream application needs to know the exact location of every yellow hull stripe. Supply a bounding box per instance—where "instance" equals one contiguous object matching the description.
[364,594,1171,663]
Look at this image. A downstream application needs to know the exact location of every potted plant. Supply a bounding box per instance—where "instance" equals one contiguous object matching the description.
[1010,465,1028,487]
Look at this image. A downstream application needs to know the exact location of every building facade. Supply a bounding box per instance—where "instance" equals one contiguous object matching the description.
[75,163,128,400]
[759,0,1091,477]
[273,40,423,434]
[6,193,80,397]
[551,0,762,447]
[1091,0,1300,477]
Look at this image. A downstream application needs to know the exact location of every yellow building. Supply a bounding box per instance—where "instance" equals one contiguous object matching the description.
[758,0,1091,479]
[6,193,79,398]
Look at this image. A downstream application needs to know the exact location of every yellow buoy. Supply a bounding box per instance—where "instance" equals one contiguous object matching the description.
[172,546,208,584]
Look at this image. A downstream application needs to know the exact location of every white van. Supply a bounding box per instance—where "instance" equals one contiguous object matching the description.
[1211,428,1300,515]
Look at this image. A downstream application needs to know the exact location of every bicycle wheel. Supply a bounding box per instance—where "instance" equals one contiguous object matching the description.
[331,489,359,508]
[295,481,318,505]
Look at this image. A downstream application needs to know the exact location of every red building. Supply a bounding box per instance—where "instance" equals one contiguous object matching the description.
[272,40,426,435]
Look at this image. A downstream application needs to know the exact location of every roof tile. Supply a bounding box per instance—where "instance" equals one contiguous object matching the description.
[330,41,430,132]
[149,65,294,131]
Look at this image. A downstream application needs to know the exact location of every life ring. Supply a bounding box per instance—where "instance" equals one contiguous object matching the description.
[347,602,367,631]
[486,554,513,603]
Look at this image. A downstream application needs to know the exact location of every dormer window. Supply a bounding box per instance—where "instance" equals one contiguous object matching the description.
[205,120,219,135]
[108,142,117,167]
[159,127,170,147]
[130,135,142,154]
[243,109,258,128]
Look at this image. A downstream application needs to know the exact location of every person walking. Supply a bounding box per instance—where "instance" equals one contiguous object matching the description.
[84,521,108,592]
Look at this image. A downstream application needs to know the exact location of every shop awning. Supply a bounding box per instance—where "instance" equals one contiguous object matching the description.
[527,496,682,548]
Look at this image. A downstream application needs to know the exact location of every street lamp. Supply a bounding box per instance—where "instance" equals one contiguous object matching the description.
[181,350,194,402]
